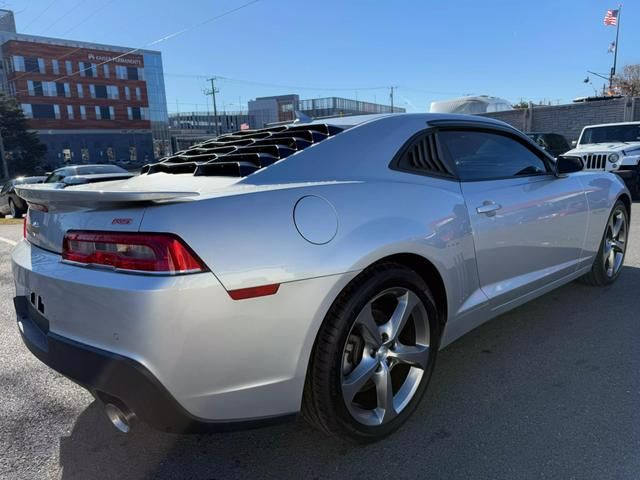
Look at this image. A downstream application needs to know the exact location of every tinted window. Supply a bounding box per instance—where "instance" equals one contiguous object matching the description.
[439,130,549,181]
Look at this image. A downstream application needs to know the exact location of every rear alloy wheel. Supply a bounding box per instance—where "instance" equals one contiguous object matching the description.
[303,263,439,442]
[579,201,628,286]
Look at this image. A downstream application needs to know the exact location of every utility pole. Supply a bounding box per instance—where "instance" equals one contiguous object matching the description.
[0,129,8,180]
[609,4,622,92]
[206,77,220,136]
[389,86,397,112]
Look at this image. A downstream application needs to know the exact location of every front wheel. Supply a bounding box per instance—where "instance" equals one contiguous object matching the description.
[579,200,629,286]
[302,263,439,442]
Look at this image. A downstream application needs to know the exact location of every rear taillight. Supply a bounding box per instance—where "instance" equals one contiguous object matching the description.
[23,215,27,239]
[62,231,208,275]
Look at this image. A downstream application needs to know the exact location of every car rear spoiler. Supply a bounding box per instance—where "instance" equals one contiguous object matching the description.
[14,184,199,208]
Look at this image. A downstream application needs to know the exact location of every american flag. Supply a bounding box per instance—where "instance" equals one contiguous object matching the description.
[604,9,618,26]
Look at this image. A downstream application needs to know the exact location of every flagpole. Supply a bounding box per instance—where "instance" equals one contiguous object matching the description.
[610,4,622,90]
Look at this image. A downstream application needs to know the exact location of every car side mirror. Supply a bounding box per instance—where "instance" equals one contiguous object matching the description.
[556,155,583,175]
[571,140,577,148]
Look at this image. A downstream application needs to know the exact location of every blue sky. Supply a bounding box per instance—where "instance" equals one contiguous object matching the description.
[6,0,639,113]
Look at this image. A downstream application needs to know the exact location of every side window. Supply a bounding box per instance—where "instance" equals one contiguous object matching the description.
[394,132,453,177]
[1,182,11,193]
[439,130,550,181]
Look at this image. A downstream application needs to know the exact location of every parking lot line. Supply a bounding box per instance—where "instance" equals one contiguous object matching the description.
[0,236,17,246]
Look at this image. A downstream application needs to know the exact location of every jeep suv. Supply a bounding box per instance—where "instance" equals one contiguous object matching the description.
[564,121,640,198]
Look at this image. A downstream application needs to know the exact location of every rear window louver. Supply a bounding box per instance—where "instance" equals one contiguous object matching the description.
[143,123,343,177]
[398,133,452,176]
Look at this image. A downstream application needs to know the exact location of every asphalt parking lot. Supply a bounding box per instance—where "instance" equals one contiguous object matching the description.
[1,210,640,480]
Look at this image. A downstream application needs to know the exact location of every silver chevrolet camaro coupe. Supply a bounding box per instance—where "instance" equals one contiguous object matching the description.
[12,113,630,442]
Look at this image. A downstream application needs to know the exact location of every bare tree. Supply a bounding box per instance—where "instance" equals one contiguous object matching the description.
[614,64,640,96]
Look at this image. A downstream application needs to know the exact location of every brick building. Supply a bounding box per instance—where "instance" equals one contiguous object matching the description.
[0,9,169,167]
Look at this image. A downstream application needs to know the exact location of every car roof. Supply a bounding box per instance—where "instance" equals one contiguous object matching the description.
[312,112,512,130]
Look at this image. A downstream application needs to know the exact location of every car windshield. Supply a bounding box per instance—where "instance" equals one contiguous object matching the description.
[579,125,640,145]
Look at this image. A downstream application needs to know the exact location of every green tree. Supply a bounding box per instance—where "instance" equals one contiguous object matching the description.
[0,93,47,178]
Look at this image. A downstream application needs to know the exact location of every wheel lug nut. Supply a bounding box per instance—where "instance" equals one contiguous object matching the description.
[381,333,389,342]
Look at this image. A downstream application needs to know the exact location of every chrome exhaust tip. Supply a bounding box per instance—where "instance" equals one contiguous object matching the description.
[104,402,136,433]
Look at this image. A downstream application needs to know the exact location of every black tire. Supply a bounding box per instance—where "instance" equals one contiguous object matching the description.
[302,262,440,442]
[9,199,25,218]
[579,200,629,286]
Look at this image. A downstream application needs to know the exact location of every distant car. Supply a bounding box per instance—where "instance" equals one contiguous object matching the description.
[526,133,571,157]
[0,176,46,217]
[44,164,134,187]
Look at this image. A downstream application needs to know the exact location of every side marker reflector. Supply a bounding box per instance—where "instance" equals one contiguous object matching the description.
[228,284,280,300]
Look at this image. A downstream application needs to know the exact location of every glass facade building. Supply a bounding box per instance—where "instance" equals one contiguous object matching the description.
[248,94,405,128]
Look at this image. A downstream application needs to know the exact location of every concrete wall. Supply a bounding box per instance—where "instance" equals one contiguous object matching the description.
[479,97,640,141]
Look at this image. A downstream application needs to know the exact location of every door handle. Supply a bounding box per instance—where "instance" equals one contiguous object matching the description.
[476,201,502,216]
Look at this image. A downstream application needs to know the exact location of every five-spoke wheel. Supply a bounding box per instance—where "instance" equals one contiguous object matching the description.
[341,288,430,426]
[303,263,438,442]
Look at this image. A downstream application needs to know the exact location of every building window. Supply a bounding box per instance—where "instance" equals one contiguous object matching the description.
[81,148,90,162]
[67,105,74,119]
[29,104,59,119]
[107,85,119,100]
[56,82,70,97]
[22,57,44,73]
[107,147,115,161]
[127,67,139,80]
[80,105,87,120]
[66,60,73,75]
[79,62,96,77]
[52,59,60,75]
[135,87,141,101]
[89,84,97,98]
[129,146,137,161]
[124,86,130,100]
[95,106,114,120]
[116,66,126,79]
[12,55,25,72]
[127,106,143,120]
[21,104,32,118]
[103,64,110,78]
[27,80,36,96]
[77,84,83,98]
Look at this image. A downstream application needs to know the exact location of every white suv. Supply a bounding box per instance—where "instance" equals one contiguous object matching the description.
[564,122,640,198]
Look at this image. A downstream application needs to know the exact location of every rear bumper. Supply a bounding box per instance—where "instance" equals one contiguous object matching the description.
[15,295,293,433]
[12,240,357,430]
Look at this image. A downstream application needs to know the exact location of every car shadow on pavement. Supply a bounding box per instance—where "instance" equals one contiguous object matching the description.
[58,266,640,480]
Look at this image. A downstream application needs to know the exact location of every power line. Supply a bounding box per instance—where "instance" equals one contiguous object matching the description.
[21,0,58,30]
[11,0,263,97]
[58,0,117,37]
[39,0,88,35]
